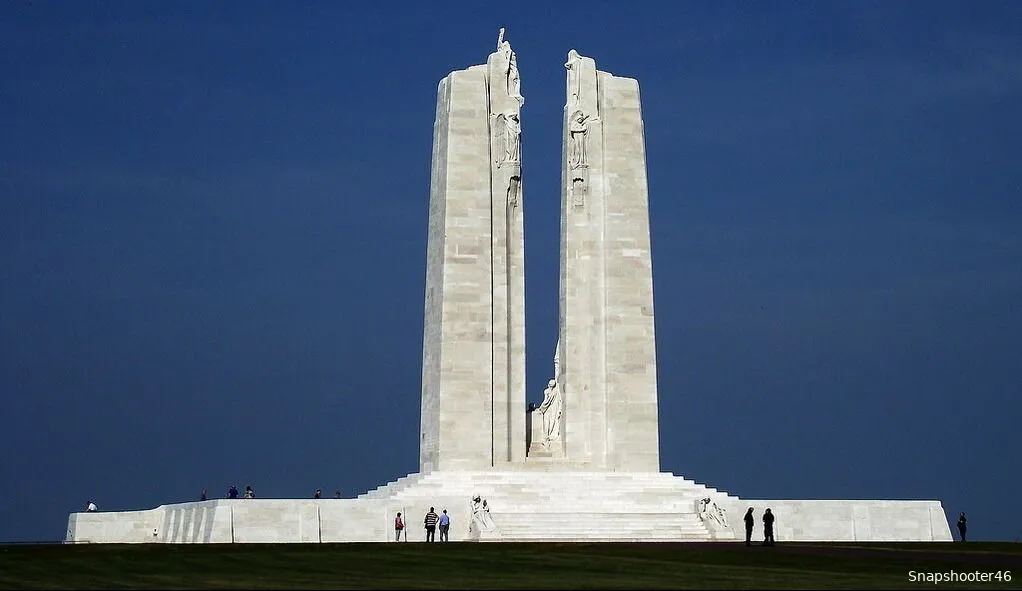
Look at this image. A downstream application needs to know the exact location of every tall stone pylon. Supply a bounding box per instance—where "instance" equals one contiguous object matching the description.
[537,49,660,471]
[419,30,526,472]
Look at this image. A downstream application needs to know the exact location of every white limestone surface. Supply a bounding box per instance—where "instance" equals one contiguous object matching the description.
[556,52,659,472]
[66,472,951,544]
[720,499,954,542]
[420,37,527,473]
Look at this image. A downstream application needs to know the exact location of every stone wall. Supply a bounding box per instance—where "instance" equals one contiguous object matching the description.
[720,498,953,542]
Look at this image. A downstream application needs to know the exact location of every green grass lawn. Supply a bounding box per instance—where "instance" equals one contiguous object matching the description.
[1,541,1019,589]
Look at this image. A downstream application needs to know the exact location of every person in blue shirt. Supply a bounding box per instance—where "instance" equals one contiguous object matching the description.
[438,509,451,542]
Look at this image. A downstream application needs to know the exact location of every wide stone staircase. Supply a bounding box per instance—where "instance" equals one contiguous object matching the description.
[358,469,737,542]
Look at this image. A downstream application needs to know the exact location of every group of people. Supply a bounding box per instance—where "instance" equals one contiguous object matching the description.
[199,486,344,501]
[743,507,776,546]
[312,489,342,499]
[393,507,451,542]
[223,485,256,499]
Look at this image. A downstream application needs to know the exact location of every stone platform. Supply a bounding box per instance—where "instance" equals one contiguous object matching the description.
[65,470,952,543]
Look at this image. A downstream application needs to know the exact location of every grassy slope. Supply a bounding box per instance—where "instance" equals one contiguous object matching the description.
[0,542,1019,590]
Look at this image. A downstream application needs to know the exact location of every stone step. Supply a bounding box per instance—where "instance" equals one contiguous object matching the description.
[384,486,727,496]
[356,472,735,505]
[490,503,707,509]
[393,479,726,490]
[486,523,711,531]
[478,534,715,542]
[491,511,703,517]
[491,529,711,536]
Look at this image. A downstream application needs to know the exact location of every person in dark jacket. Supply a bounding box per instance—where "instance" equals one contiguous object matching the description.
[762,508,775,546]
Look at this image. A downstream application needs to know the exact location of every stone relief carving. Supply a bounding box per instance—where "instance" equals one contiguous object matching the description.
[507,175,521,210]
[696,497,729,531]
[568,110,598,169]
[498,112,521,167]
[571,171,587,209]
[470,495,497,533]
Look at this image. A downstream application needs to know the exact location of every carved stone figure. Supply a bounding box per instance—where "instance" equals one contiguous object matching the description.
[504,112,521,166]
[528,341,563,454]
[507,51,524,106]
[569,110,598,169]
[470,495,497,532]
[507,175,521,210]
[696,497,729,531]
[572,175,586,209]
[564,49,583,108]
[494,112,521,169]
[538,378,562,442]
[497,27,505,50]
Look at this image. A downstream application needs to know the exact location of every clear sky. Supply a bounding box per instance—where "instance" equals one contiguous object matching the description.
[2,1,1019,543]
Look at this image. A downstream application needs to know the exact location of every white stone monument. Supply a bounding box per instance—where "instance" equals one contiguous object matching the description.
[65,33,954,544]
[419,29,526,472]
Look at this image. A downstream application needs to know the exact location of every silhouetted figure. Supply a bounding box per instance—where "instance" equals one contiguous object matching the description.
[85,500,98,512]
[743,507,755,546]
[424,507,439,542]
[244,486,255,499]
[334,490,341,499]
[200,489,207,501]
[762,508,775,546]
[957,512,967,542]
[227,485,239,499]
[314,489,322,499]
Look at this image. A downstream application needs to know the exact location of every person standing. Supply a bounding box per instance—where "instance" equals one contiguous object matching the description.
[762,508,775,546]
[957,512,967,542]
[394,512,405,542]
[438,509,451,542]
[424,507,439,542]
[743,507,755,546]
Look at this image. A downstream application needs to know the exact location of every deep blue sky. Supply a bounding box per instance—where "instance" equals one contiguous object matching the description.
[2,1,1020,542]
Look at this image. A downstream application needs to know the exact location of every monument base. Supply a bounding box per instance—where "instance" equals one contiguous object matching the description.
[65,471,953,543]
